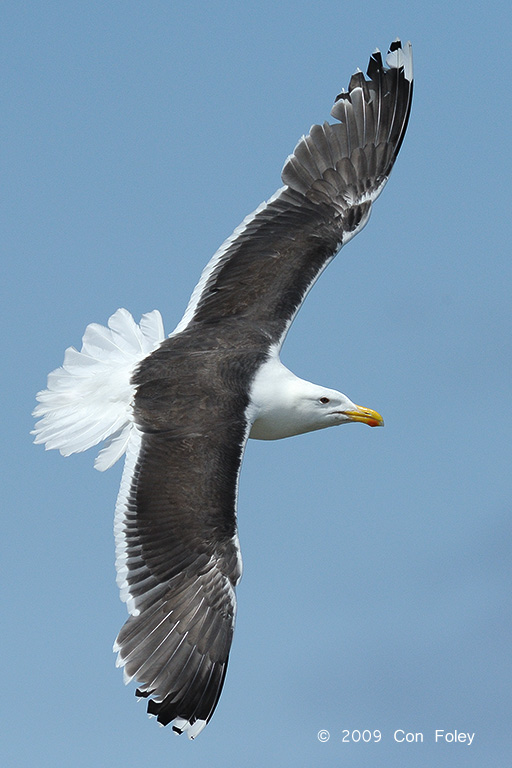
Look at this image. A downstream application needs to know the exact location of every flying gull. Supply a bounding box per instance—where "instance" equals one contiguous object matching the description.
[33,40,413,739]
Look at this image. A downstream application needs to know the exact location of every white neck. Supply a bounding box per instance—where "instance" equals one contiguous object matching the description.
[248,355,339,440]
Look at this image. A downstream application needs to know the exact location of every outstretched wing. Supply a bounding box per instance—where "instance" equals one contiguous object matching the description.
[113,343,260,738]
[172,40,413,350]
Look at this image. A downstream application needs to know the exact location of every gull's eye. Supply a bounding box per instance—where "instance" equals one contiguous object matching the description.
[319,397,330,404]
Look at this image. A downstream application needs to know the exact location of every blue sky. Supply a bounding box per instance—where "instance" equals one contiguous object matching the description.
[3,1,511,766]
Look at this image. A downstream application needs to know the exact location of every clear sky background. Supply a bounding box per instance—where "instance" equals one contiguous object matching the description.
[3,2,511,766]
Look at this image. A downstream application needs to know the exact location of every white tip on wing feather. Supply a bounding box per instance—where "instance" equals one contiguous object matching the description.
[172,716,208,740]
[32,309,165,470]
[386,39,413,82]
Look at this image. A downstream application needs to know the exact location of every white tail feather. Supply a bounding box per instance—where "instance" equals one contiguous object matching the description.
[32,308,165,471]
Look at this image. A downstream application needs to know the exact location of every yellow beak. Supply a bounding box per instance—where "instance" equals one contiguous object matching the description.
[344,405,384,427]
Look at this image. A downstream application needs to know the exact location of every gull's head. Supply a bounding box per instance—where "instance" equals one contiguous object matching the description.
[294,381,384,433]
[249,362,384,441]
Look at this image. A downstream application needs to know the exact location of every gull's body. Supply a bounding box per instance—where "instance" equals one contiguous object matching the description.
[33,41,413,738]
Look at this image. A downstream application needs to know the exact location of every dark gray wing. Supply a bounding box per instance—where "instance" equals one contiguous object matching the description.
[113,343,263,737]
[172,40,413,349]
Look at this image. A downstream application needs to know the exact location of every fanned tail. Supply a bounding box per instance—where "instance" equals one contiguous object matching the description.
[32,308,165,471]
